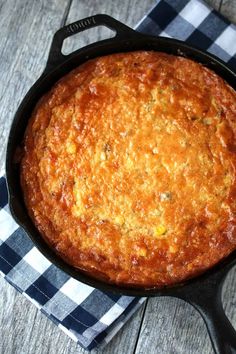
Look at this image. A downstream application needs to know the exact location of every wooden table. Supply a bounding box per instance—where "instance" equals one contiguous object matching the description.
[0,1,236,353]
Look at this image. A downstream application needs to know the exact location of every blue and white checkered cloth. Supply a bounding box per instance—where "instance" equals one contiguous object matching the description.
[1,0,236,350]
[137,0,236,70]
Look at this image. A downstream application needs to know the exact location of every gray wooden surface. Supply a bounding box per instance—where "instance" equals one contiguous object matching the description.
[0,0,236,353]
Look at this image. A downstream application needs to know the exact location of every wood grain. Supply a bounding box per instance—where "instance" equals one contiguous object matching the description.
[134,297,214,354]
[0,0,70,175]
[0,276,81,354]
[63,0,156,54]
[1,0,236,354]
[205,0,222,9]
[63,0,221,55]
[91,303,147,354]
[221,0,236,24]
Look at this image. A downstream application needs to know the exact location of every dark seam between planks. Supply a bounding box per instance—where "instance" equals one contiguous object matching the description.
[219,0,223,11]
[60,0,73,27]
[132,299,149,354]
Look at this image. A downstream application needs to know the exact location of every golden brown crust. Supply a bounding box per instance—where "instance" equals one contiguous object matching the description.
[21,51,236,287]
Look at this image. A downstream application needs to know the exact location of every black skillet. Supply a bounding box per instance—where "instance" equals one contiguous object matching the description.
[5,14,236,354]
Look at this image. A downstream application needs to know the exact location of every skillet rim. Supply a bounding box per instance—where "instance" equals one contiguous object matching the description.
[5,29,236,297]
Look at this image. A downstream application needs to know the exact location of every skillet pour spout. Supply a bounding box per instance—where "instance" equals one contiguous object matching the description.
[5,14,236,354]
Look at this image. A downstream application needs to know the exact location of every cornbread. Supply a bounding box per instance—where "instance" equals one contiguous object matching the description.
[21,51,236,287]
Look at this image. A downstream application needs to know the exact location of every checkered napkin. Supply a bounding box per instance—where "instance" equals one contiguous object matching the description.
[1,0,236,351]
[136,0,236,71]
[0,176,145,350]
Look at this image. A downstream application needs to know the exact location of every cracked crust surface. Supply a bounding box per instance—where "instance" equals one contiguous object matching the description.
[21,51,236,287]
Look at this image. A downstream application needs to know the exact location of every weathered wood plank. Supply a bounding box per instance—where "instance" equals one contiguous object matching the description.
[205,0,221,9]
[134,268,236,354]
[220,0,236,24]
[134,296,214,354]
[222,267,236,331]
[63,0,157,55]
[0,0,70,175]
[66,0,156,27]
[91,303,146,354]
[0,276,82,354]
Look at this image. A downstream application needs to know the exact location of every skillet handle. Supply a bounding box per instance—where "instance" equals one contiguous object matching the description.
[193,291,236,354]
[45,14,136,72]
[171,265,236,354]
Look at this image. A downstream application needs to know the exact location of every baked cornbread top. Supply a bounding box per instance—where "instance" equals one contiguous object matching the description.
[21,51,236,287]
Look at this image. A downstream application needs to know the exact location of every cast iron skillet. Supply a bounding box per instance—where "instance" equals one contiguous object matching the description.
[5,14,236,354]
